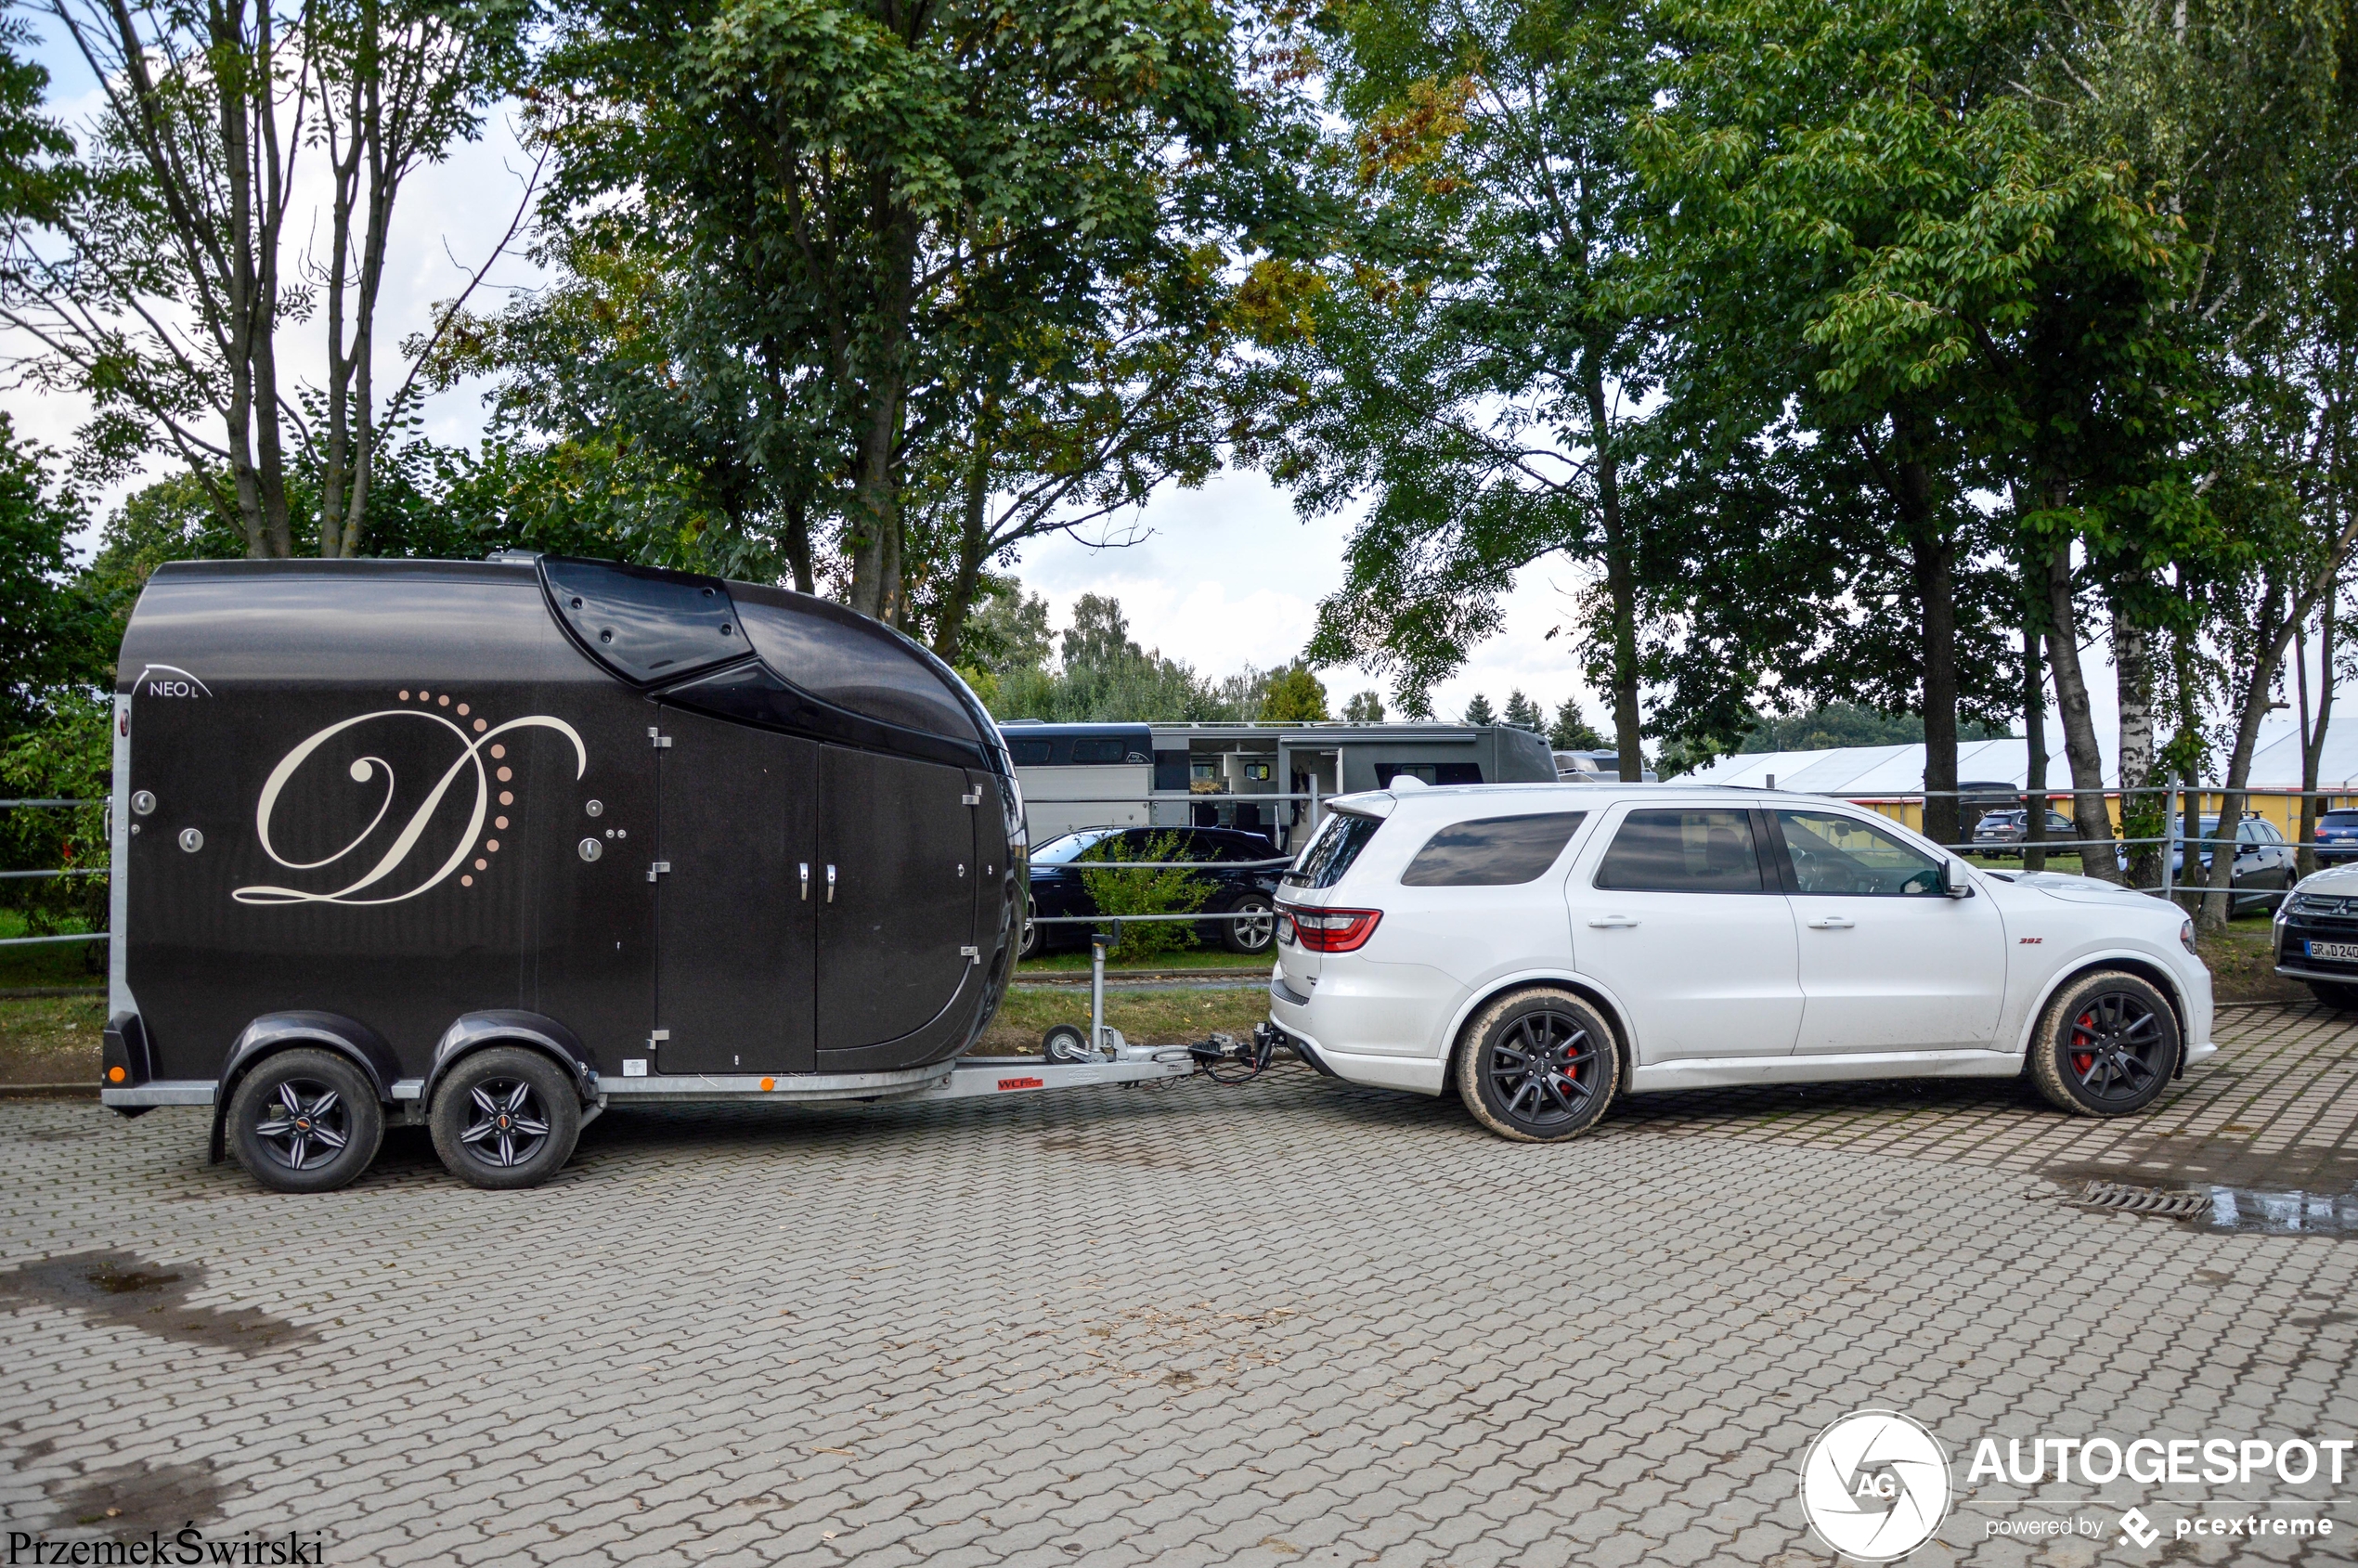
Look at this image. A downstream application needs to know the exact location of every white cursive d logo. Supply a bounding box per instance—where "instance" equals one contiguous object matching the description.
[233,708,587,906]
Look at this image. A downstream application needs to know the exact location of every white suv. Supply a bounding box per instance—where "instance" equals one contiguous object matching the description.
[1267,783,2215,1142]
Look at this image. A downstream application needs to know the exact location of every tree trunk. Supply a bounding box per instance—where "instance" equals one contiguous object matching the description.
[1911,517,1960,851]
[930,394,999,662]
[2114,602,2163,889]
[2202,577,2289,930]
[1580,346,1642,780]
[2297,588,2337,877]
[2023,615,2049,874]
[784,494,813,594]
[2041,538,2119,879]
[847,205,916,624]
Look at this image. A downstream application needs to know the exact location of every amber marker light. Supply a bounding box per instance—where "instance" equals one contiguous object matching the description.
[760,1077,776,1092]
[107,1066,125,1082]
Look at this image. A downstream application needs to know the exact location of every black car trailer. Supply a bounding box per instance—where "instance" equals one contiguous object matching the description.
[100,555,1263,1193]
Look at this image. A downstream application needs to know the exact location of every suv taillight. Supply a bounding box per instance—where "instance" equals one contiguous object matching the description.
[1278,904,1382,952]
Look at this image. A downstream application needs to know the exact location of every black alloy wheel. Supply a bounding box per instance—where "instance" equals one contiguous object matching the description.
[1454,988,1621,1143]
[2028,970,2180,1117]
[226,1047,385,1194]
[429,1046,582,1190]
[1220,893,1277,954]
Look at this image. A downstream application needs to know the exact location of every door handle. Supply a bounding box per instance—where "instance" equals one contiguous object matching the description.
[1807,915,1856,929]
[799,862,810,901]
[826,864,836,902]
[1587,914,1640,929]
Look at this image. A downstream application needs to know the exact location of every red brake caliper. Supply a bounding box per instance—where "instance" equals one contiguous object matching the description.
[2071,1011,2097,1076]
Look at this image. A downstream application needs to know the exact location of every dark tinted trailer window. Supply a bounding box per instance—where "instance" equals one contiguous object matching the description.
[1007,739,1053,766]
[1070,738,1128,763]
[1593,809,1764,892]
[1402,812,1587,887]
[733,596,979,742]
[1286,811,1384,889]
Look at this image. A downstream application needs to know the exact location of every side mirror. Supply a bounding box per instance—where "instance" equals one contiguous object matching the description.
[1939,861,1975,899]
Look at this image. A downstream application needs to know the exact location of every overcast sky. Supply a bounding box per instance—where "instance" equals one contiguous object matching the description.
[7,35,2159,750]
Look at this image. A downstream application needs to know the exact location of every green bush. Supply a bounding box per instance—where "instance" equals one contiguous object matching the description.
[1078,831,1211,960]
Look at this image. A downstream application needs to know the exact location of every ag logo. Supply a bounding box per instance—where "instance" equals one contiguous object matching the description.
[1798,1409,1952,1562]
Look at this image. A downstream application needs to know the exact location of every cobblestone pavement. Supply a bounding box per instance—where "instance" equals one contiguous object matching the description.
[3,1004,2356,1567]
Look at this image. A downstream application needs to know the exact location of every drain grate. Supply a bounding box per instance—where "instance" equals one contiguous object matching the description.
[2073,1181,2209,1218]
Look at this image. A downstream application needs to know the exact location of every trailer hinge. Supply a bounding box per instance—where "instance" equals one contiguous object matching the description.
[961,945,980,965]
[647,861,671,882]
[961,788,982,806]
[648,726,672,748]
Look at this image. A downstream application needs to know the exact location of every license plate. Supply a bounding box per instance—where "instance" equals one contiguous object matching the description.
[2307,940,2358,962]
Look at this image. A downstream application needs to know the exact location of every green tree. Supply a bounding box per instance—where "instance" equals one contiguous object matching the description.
[1343,690,1385,722]
[1548,695,1603,750]
[0,418,103,732]
[1078,831,1211,960]
[529,0,1300,637]
[1502,690,1542,732]
[1263,0,1661,777]
[1461,692,1496,726]
[1634,0,2197,849]
[1260,664,1329,722]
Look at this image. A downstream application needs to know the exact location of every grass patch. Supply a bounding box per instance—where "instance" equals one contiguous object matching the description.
[1017,946,1265,976]
[0,908,108,990]
[978,986,1268,1055]
[0,992,104,1084]
[2198,914,2304,1004]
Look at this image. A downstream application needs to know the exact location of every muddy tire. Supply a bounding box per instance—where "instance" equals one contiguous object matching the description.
[226,1048,385,1195]
[2027,969,2180,1117]
[429,1047,581,1190]
[1453,988,1620,1143]
[2307,979,2358,1011]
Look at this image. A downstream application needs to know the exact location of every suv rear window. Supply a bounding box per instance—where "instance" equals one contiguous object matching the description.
[1286,811,1383,889]
[1402,812,1587,887]
[1593,809,1764,892]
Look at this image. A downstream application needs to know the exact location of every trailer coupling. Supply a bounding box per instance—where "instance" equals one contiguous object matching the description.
[930,1024,1285,1102]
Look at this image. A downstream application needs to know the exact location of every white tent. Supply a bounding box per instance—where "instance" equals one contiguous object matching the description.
[1679,714,2358,793]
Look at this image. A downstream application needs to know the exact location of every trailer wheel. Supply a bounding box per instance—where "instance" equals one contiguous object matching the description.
[1043,1023,1091,1063]
[429,1047,581,1190]
[226,1048,385,1194]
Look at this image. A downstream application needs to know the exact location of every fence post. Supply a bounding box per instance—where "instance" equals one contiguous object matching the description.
[2162,783,2175,904]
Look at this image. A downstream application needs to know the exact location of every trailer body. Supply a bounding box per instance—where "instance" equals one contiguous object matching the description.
[100,556,1027,1150]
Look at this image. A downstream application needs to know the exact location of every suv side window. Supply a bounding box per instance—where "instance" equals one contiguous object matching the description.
[1775,810,1944,896]
[1286,811,1383,889]
[1593,809,1764,892]
[1401,812,1587,887]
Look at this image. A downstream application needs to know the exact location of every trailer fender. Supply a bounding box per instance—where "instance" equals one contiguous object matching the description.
[209,1012,401,1164]
[423,1012,599,1112]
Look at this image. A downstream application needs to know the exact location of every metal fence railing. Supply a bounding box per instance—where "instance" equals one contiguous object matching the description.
[0,797,108,949]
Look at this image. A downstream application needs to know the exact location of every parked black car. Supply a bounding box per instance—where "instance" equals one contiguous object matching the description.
[1969,807,2077,855]
[2122,815,2296,914]
[1022,826,1284,957]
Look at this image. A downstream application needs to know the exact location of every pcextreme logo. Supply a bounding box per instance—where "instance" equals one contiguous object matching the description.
[1798,1410,1953,1562]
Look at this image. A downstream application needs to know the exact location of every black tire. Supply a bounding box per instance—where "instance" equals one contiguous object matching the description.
[1043,1023,1092,1063]
[226,1048,385,1194]
[2027,969,2181,1117]
[1017,917,1042,961]
[1219,893,1277,955]
[2309,979,2358,1011]
[428,1047,581,1190]
[1453,988,1620,1143]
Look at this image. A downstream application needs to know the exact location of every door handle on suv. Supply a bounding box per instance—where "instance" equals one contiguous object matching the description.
[1587,914,1640,929]
[1806,915,1856,929]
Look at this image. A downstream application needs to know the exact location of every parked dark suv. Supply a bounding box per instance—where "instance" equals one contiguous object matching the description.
[1022,826,1285,956]
[2313,809,2358,864]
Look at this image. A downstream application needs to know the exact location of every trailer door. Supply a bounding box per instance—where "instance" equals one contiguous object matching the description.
[654,705,818,1075]
[816,746,977,1052]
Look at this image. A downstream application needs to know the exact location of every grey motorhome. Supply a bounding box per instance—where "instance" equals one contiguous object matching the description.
[102,556,1026,1193]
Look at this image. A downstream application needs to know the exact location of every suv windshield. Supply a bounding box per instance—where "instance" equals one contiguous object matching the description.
[1285,811,1383,889]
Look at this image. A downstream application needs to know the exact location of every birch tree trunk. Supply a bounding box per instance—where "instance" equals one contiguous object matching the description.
[2042,539,2120,879]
